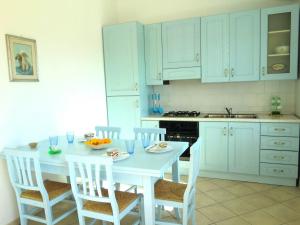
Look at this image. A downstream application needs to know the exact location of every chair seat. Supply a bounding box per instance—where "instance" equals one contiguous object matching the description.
[21,180,71,202]
[83,190,139,215]
[155,179,187,203]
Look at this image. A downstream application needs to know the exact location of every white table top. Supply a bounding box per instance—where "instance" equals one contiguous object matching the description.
[1,138,189,177]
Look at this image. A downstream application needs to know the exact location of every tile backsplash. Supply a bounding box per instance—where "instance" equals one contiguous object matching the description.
[153,80,296,114]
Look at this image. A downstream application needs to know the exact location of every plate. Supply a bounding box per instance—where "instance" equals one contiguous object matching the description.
[272,63,285,71]
[101,151,130,162]
[146,142,173,153]
[48,148,62,155]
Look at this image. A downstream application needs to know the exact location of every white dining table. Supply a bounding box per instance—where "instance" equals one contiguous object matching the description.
[1,138,189,225]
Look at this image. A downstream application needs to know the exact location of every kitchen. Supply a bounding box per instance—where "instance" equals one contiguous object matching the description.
[1,0,300,225]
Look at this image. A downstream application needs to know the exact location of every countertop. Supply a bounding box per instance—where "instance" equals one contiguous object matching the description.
[141,114,300,123]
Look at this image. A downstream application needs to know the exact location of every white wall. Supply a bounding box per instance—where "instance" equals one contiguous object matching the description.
[116,0,299,23]
[116,0,299,115]
[154,80,296,114]
[0,0,117,224]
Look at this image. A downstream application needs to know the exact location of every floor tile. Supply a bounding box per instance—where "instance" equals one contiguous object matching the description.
[283,197,300,214]
[197,180,220,192]
[243,182,275,192]
[215,216,250,225]
[191,211,214,225]
[283,218,300,225]
[241,210,282,225]
[222,198,256,215]
[262,188,295,202]
[196,191,217,208]
[263,204,300,223]
[205,189,237,202]
[210,178,238,188]
[239,193,276,209]
[225,184,256,197]
[276,186,300,197]
[199,205,236,223]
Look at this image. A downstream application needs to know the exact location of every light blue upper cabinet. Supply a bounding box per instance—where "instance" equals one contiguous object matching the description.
[200,122,228,172]
[261,4,299,80]
[201,15,230,83]
[162,18,201,75]
[229,10,260,82]
[228,123,260,175]
[103,22,143,96]
[144,23,163,85]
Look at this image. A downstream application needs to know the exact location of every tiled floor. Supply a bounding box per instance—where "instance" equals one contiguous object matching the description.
[28,177,300,225]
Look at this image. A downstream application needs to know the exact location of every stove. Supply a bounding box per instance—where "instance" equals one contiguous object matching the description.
[163,111,200,117]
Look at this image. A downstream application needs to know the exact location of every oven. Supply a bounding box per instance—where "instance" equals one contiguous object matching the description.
[159,121,199,161]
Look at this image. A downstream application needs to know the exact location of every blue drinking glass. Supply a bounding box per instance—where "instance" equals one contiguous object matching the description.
[49,136,58,149]
[141,135,150,149]
[125,140,135,155]
[66,132,74,144]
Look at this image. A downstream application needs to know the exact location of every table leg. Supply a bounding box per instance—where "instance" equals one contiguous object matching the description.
[172,158,181,220]
[143,176,155,225]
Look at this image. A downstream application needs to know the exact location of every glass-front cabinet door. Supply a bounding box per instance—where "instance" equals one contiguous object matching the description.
[261,4,299,80]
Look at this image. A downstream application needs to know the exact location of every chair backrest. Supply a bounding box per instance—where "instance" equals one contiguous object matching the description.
[184,138,201,203]
[95,126,121,139]
[133,127,166,141]
[66,154,119,215]
[4,149,48,199]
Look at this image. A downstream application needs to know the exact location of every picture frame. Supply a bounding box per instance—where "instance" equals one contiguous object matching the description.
[5,34,38,82]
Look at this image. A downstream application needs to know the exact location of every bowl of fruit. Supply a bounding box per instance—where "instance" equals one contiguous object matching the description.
[84,138,112,150]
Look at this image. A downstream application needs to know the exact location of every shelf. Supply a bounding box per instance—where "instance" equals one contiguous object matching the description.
[268,29,291,34]
[268,53,290,57]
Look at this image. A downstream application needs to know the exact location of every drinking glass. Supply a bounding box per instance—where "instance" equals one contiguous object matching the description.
[125,140,135,155]
[66,132,74,144]
[141,135,150,149]
[49,136,58,149]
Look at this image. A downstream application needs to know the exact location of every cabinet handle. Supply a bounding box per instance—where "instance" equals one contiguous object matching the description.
[224,69,229,77]
[230,127,233,136]
[262,67,266,76]
[274,141,286,146]
[273,169,284,174]
[135,83,138,91]
[231,68,234,77]
[157,72,162,80]
[223,127,227,136]
[274,128,286,132]
[195,53,200,62]
[273,155,285,160]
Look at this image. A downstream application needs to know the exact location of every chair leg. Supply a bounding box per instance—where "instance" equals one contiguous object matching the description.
[44,206,53,225]
[140,196,144,225]
[77,213,86,225]
[192,209,196,225]
[18,204,28,225]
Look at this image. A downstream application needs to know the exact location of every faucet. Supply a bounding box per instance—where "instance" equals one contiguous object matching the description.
[225,107,233,117]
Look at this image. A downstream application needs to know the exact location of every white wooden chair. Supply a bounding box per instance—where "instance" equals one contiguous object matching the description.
[66,154,143,225]
[4,149,76,225]
[154,139,201,225]
[95,126,121,139]
[134,127,166,142]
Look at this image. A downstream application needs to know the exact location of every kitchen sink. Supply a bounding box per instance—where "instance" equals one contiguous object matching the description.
[205,113,257,119]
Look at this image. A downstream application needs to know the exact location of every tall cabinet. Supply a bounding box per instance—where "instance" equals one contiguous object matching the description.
[103,22,149,138]
[201,10,260,83]
[261,4,299,80]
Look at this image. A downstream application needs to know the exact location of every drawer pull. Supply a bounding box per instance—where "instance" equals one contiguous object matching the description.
[274,128,286,132]
[223,127,227,136]
[273,155,285,160]
[274,141,286,145]
[273,169,285,174]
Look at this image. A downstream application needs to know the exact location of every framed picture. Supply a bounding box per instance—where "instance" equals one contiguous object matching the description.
[5,34,38,81]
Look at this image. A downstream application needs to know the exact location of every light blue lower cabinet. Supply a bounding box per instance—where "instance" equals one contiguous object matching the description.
[260,163,298,178]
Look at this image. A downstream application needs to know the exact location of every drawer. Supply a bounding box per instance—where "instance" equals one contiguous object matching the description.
[260,150,298,165]
[260,136,299,151]
[163,67,201,80]
[261,123,299,137]
[260,163,298,178]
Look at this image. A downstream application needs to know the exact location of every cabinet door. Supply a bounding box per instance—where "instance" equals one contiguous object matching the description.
[201,15,230,83]
[200,122,228,172]
[141,120,159,128]
[162,18,200,69]
[103,23,140,96]
[107,96,140,139]
[261,4,299,80]
[145,24,163,85]
[228,123,260,175]
[230,10,260,82]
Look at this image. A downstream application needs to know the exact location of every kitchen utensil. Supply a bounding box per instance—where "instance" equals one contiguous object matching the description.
[275,45,289,54]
